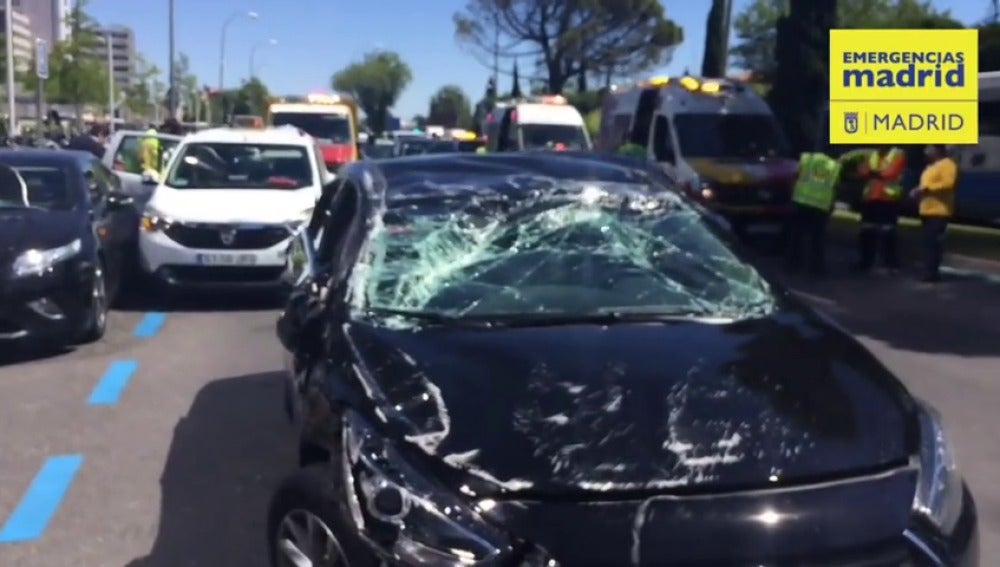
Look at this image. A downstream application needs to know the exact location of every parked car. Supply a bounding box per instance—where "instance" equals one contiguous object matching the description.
[136,127,324,291]
[0,150,133,345]
[270,152,978,566]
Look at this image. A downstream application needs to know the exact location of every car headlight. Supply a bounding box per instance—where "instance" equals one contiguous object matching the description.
[12,239,82,277]
[343,411,513,565]
[913,401,963,533]
[140,206,173,232]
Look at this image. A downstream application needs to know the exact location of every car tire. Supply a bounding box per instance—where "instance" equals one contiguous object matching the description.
[267,464,380,567]
[76,262,109,343]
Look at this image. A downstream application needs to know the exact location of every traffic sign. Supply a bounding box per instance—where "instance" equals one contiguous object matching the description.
[35,39,49,80]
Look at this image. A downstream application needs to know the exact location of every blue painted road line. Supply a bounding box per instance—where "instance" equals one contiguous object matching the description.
[87,360,138,405]
[0,455,84,543]
[133,312,166,338]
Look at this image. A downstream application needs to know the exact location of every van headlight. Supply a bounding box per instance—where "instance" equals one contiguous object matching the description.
[13,239,82,277]
[343,411,512,565]
[913,402,963,533]
[140,206,173,232]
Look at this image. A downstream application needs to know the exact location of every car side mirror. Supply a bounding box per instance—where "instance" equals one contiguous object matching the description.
[282,227,319,288]
[277,229,323,351]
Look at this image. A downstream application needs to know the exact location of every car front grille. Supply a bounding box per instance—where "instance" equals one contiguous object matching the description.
[161,265,285,284]
[163,223,291,250]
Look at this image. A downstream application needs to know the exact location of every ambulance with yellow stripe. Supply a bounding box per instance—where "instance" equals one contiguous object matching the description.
[599,75,797,236]
[266,93,360,170]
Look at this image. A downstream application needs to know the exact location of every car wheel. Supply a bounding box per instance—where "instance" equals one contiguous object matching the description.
[267,465,379,567]
[77,263,109,343]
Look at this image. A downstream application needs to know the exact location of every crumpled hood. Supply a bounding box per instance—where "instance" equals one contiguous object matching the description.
[148,186,316,224]
[346,310,915,495]
[687,157,797,186]
[0,208,85,263]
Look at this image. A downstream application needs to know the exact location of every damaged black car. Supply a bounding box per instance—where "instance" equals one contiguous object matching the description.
[271,152,978,566]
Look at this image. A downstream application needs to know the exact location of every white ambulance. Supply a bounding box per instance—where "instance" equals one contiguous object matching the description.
[599,76,798,236]
[483,95,592,152]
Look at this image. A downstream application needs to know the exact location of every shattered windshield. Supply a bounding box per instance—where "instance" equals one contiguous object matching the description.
[353,180,775,326]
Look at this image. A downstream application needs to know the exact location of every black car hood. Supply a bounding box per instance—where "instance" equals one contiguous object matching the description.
[0,208,84,263]
[345,307,917,496]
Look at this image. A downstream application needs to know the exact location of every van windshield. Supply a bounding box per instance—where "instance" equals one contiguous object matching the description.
[673,113,790,159]
[519,124,589,150]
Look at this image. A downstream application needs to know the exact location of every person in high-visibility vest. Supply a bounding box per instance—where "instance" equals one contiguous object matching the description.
[909,144,958,282]
[139,128,160,178]
[855,145,906,272]
[617,142,646,158]
[786,152,842,275]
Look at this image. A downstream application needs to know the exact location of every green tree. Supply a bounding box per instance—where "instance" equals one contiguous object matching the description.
[123,54,159,120]
[173,53,200,120]
[768,0,836,153]
[702,0,728,77]
[732,0,962,79]
[428,85,472,128]
[982,23,1000,71]
[331,50,412,134]
[455,0,683,93]
[236,77,270,116]
[509,61,522,98]
[55,0,108,121]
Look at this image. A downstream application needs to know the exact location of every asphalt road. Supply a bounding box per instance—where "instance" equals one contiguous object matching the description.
[0,259,998,566]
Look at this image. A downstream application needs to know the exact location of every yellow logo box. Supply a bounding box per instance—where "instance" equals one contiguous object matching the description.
[829,29,978,144]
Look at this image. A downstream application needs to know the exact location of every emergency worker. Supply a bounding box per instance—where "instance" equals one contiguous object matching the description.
[855,145,906,272]
[617,142,646,158]
[786,152,841,275]
[139,128,161,175]
[909,144,957,282]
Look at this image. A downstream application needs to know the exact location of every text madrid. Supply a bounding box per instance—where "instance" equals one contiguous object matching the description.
[865,114,966,131]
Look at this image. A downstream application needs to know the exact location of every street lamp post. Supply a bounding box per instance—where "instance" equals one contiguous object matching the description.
[218,10,258,90]
[106,31,115,133]
[218,10,258,121]
[249,39,277,80]
[5,0,15,134]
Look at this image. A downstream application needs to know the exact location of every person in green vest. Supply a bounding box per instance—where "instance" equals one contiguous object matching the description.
[785,151,842,275]
[139,129,161,178]
[617,142,647,158]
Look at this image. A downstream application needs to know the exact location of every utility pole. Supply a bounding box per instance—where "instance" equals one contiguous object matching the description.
[491,13,499,96]
[106,31,114,133]
[167,0,176,118]
[5,0,15,134]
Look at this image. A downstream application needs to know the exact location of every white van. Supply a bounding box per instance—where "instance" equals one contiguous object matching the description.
[484,95,591,152]
[137,127,326,290]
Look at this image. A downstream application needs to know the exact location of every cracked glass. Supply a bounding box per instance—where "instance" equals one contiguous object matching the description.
[351,177,775,326]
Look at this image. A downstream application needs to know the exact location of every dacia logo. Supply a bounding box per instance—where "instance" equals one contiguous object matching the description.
[844,112,859,134]
[220,229,237,246]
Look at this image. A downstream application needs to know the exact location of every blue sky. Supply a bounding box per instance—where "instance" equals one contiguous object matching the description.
[86,0,989,119]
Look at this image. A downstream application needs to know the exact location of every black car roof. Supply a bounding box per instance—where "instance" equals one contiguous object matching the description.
[0,149,92,170]
[350,151,675,197]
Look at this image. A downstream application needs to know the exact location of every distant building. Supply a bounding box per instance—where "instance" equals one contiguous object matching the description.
[90,25,136,92]
[0,7,36,74]
[12,0,71,46]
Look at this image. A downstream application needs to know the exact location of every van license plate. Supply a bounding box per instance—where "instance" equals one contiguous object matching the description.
[196,254,257,265]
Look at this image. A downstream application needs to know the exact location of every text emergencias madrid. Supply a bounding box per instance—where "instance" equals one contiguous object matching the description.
[828,29,978,145]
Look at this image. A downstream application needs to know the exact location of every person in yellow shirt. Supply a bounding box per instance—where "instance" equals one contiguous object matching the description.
[139,129,160,176]
[909,144,957,283]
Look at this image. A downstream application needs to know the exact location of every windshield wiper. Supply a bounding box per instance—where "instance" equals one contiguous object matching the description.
[364,307,495,327]
[464,309,731,328]
[366,307,728,329]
